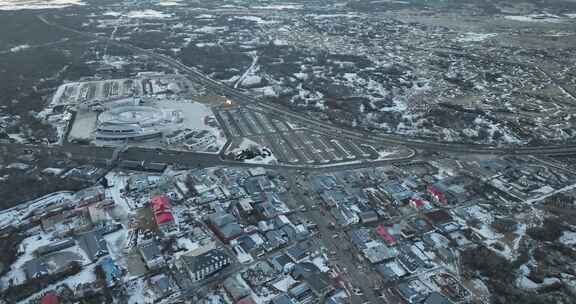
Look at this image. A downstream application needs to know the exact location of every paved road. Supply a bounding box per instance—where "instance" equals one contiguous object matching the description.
[283,171,383,304]
[36,15,576,158]
[0,142,416,172]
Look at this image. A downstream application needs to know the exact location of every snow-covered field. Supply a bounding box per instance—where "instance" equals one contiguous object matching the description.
[251,4,303,10]
[102,8,173,19]
[233,15,278,25]
[9,44,30,52]
[0,233,54,287]
[455,32,497,43]
[125,9,172,19]
[504,13,568,23]
[0,0,83,10]
[560,231,576,247]
[231,138,278,165]
[156,0,182,7]
[160,100,227,151]
[0,191,73,229]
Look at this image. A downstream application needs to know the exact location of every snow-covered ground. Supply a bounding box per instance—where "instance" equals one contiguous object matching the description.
[59,263,97,289]
[0,209,20,229]
[516,264,561,290]
[272,275,298,292]
[455,32,497,43]
[244,154,278,165]
[105,229,127,259]
[161,100,227,151]
[524,182,576,205]
[105,172,135,215]
[194,26,228,34]
[505,13,565,23]
[176,236,200,255]
[0,233,54,287]
[127,278,149,304]
[162,101,214,130]
[310,255,330,272]
[251,4,303,10]
[234,15,278,24]
[0,0,83,10]
[9,44,30,52]
[560,230,576,247]
[231,138,278,165]
[156,0,183,6]
[0,191,74,229]
[125,9,172,19]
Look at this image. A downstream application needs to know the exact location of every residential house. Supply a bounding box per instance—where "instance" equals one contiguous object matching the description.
[148,273,173,300]
[363,243,398,264]
[292,262,334,298]
[35,239,75,256]
[40,293,60,304]
[427,185,447,205]
[376,260,407,283]
[99,257,121,287]
[139,241,164,270]
[224,276,251,302]
[236,296,257,304]
[396,282,427,304]
[409,198,432,211]
[23,258,49,280]
[208,213,242,243]
[376,224,399,246]
[181,249,231,282]
[76,230,108,261]
[289,282,316,304]
[359,210,379,224]
[151,195,177,235]
[272,294,296,304]
[74,186,105,206]
[286,244,309,263]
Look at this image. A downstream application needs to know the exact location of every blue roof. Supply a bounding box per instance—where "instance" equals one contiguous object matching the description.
[272,294,295,304]
[311,175,338,192]
[100,257,121,285]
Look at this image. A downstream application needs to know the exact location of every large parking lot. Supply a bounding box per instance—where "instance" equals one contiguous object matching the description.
[216,106,379,165]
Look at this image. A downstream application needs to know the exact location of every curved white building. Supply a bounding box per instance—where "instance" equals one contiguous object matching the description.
[95,106,182,140]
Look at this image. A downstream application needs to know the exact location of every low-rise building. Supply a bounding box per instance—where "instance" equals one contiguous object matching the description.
[148,273,174,300]
[23,258,49,280]
[139,241,164,270]
[363,243,398,264]
[208,213,242,243]
[409,198,433,211]
[76,230,108,261]
[427,185,447,205]
[180,249,231,282]
[376,224,399,246]
[224,275,251,302]
[100,257,122,287]
[35,239,75,256]
[359,210,379,224]
[151,195,177,236]
[292,262,334,298]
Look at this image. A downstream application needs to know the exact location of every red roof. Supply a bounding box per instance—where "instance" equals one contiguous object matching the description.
[41,293,59,304]
[236,297,256,304]
[376,224,397,246]
[427,185,447,203]
[155,211,174,225]
[151,195,172,213]
[410,198,428,208]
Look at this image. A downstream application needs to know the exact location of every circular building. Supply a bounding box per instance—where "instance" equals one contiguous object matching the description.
[95,106,179,141]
